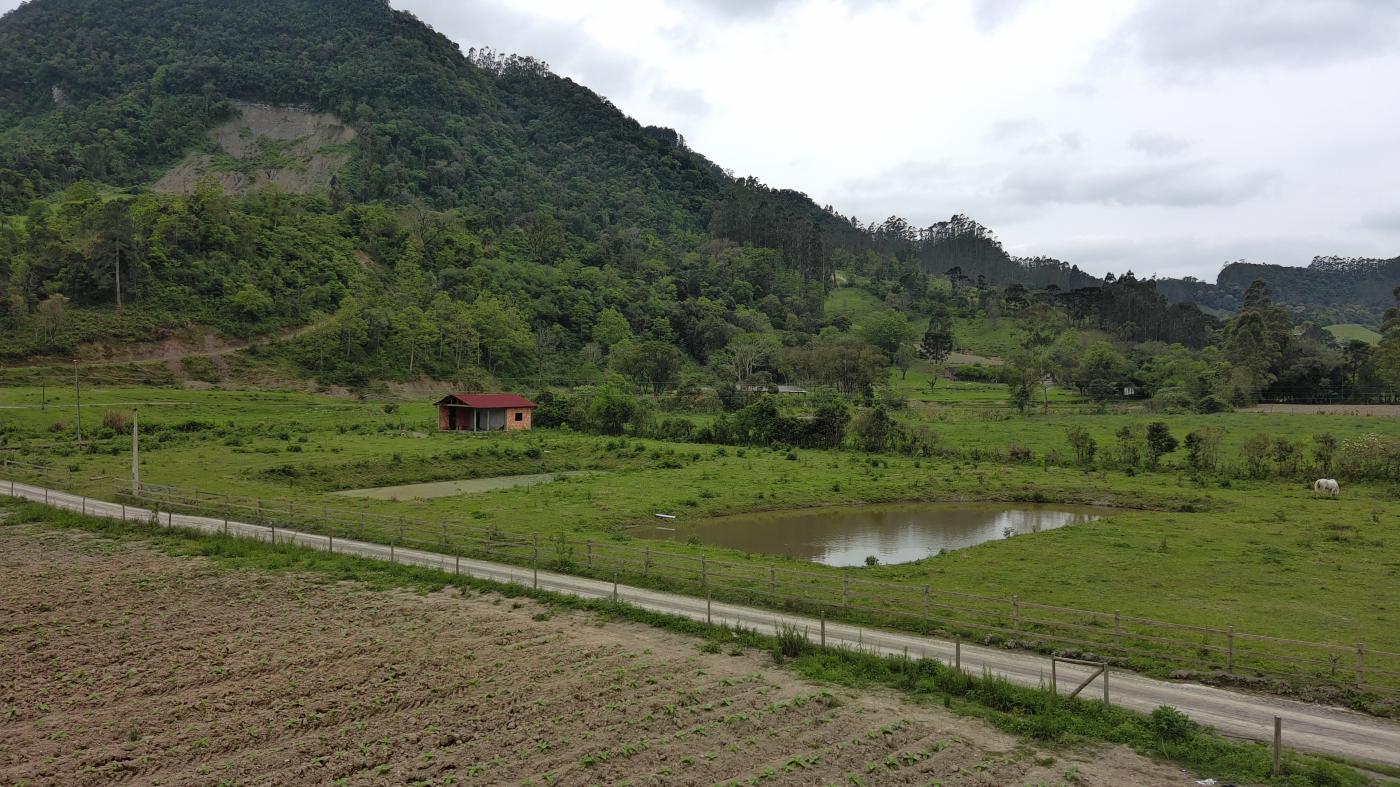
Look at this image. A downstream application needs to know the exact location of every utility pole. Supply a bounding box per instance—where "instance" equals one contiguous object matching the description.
[73,360,83,447]
[131,408,140,495]
[114,244,123,310]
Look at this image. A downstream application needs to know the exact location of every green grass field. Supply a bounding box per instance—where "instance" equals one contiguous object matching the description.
[3,383,1398,684]
[1325,324,1382,345]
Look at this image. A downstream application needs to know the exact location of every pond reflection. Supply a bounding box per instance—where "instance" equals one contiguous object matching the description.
[647,503,1112,567]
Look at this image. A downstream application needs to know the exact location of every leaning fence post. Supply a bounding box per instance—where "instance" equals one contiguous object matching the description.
[1273,716,1282,776]
[1356,643,1365,686]
[1227,625,1235,673]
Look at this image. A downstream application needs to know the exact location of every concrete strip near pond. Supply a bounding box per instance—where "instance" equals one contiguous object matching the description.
[3,479,1399,768]
[333,471,596,499]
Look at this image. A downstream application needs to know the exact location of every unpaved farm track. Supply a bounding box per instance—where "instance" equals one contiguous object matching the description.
[0,525,1191,786]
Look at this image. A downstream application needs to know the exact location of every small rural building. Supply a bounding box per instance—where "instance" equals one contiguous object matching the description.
[436,393,536,432]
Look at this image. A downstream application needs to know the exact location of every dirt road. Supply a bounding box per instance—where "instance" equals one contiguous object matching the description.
[4,479,1399,769]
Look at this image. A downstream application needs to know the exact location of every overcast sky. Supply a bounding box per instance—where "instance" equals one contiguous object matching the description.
[8,0,1399,280]
[392,0,1400,280]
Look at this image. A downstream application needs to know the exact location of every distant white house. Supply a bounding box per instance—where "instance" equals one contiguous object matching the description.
[1122,383,1139,397]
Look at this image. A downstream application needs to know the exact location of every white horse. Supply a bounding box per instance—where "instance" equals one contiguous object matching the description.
[1313,478,1340,498]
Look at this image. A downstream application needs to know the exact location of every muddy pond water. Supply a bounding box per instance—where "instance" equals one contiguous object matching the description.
[647,503,1114,567]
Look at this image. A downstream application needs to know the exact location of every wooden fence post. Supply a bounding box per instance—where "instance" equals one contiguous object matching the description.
[1273,717,1282,776]
[587,540,593,570]
[612,573,619,603]
[955,637,961,671]
[1227,625,1235,673]
[1051,658,1057,695]
[820,609,826,648]
[326,507,334,552]
[706,589,712,625]
[1103,663,1110,705]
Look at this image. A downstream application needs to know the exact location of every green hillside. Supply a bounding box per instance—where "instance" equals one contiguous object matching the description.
[1325,323,1382,345]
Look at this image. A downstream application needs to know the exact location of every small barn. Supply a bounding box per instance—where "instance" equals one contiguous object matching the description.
[436,393,537,432]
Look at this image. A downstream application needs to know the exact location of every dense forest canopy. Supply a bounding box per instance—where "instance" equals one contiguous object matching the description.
[1157,256,1400,327]
[0,0,1396,407]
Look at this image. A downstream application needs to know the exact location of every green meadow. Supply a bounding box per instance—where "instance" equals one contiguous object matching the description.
[3,383,1397,677]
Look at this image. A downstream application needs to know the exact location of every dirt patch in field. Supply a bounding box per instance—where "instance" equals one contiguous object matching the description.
[0,525,1193,786]
[154,101,355,195]
[1244,404,1400,416]
[335,472,599,500]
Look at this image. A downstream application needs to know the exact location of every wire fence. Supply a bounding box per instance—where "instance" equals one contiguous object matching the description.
[1,456,1396,706]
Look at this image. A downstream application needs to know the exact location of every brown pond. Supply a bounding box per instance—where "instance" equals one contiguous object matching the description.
[646,503,1115,567]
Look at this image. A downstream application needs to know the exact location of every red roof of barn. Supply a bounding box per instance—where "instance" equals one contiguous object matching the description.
[437,393,537,409]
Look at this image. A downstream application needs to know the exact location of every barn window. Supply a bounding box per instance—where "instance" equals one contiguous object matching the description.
[515,412,523,421]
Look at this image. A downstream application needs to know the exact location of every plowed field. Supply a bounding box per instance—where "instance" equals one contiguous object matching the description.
[0,524,1188,785]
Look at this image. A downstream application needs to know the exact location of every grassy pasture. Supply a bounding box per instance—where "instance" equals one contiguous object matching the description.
[1325,324,1382,345]
[2,383,1397,678]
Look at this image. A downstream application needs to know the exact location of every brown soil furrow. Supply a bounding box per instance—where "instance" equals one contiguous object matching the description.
[0,525,1191,787]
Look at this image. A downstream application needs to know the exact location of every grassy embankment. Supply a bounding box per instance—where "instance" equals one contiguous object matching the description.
[0,500,1377,787]
[1,384,1396,672]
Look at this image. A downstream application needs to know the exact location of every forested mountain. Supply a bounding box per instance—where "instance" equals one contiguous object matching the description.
[1157,256,1400,327]
[0,0,729,234]
[2,0,1393,405]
